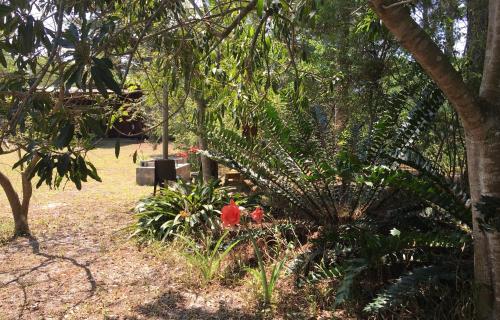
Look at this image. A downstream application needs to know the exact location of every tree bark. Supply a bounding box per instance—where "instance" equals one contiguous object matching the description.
[194,95,218,183]
[480,0,500,106]
[162,84,169,159]
[370,0,500,318]
[0,170,28,236]
[467,135,500,319]
[0,153,40,236]
[465,0,488,89]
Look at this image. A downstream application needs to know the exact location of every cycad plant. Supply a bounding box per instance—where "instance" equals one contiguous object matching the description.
[205,81,473,317]
[205,83,468,227]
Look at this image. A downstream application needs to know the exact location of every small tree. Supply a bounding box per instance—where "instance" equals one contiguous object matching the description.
[0,1,123,236]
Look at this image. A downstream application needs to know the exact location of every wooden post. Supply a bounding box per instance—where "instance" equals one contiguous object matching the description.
[162,84,169,159]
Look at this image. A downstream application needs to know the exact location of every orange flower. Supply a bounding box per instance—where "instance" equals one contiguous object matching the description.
[251,207,264,223]
[221,199,240,227]
[189,146,199,153]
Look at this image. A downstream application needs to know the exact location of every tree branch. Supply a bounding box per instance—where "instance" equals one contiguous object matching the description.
[21,154,41,212]
[480,0,500,108]
[369,0,484,137]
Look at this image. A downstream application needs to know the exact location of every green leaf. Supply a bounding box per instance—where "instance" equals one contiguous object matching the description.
[0,50,7,68]
[66,64,83,89]
[257,0,264,17]
[114,139,120,158]
[90,65,108,97]
[390,228,401,237]
[54,123,75,149]
[86,161,102,182]
[92,57,121,94]
[74,176,82,190]
[56,153,70,176]
[84,116,105,137]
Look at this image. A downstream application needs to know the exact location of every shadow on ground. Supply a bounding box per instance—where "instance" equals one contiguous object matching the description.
[135,289,259,320]
[0,235,97,319]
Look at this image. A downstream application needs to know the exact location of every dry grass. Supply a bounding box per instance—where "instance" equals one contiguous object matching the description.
[0,139,156,239]
[0,140,255,320]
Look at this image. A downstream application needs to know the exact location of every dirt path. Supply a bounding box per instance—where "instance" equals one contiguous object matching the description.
[0,140,254,320]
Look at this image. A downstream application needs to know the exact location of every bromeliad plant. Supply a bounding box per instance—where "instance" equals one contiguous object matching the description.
[131,180,255,243]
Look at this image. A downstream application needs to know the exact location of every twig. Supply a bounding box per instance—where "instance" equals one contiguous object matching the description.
[382,0,414,9]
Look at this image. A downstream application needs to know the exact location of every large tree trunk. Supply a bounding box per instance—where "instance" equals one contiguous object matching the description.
[370,0,500,318]
[467,132,500,318]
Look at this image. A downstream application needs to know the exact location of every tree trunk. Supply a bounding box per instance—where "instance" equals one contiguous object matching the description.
[465,0,488,91]
[441,0,456,57]
[0,153,40,236]
[0,170,29,236]
[162,84,169,159]
[467,131,500,319]
[333,0,351,136]
[369,0,500,318]
[194,95,218,183]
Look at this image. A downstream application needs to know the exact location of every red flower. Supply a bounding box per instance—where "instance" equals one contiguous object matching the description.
[177,151,189,159]
[221,199,240,227]
[251,207,264,223]
[189,146,199,153]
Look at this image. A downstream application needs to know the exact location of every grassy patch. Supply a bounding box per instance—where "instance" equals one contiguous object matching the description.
[0,139,177,237]
[0,218,13,244]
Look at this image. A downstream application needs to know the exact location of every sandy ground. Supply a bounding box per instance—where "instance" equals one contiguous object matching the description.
[0,140,255,320]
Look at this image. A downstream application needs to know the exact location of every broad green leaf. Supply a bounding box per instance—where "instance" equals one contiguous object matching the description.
[56,153,71,176]
[84,116,105,137]
[54,123,75,149]
[90,65,108,97]
[92,57,121,94]
[86,161,102,182]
